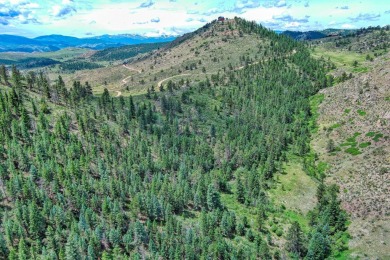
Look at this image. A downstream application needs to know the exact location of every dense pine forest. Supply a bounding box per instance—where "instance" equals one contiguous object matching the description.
[0,18,348,259]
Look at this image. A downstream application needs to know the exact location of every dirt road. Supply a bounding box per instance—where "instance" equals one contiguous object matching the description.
[157,74,192,88]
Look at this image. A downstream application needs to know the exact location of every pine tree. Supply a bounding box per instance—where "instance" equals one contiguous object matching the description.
[28,202,43,239]
[65,233,80,260]
[9,248,18,260]
[128,95,135,118]
[101,251,111,260]
[207,184,221,211]
[0,65,8,84]
[326,139,335,153]
[236,178,245,203]
[286,221,306,257]
[18,238,28,260]
[306,231,330,260]
[86,239,96,260]
[101,88,111,109]
[0,232,8,258]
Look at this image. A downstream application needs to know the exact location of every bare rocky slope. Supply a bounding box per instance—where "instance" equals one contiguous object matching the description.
[312,52,390,258]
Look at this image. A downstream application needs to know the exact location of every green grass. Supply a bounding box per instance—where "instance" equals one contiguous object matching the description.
[345,147,361,156]
[335,250,352,260]
[269,161,317,214]
[373,133,383,142]
[317,161,330,176]
[311,47,370,73]
[342,132,362,148]
[221,182,258,226]
[357,109,366,116]
[329,123,342,131]
[365,132,384,142]
[340,142,356,147]
[344,108,351,114]
[352,67,369,73]
[385,96,390,102]
[283,210,310,233]
[359,142,371,148]
[309,93,324,133]
[333,232,352,259]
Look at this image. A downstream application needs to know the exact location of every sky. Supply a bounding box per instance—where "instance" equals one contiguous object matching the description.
[0,0,389,38]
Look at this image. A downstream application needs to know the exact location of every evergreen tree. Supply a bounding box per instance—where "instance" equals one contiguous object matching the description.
[326,139,335,153]
[0,65,8,84]
[286,221,306,257]
[18,238,28,260]
[306,231,330,260]
[65,233,80,260]
[236,178,245,203]
[207,184,221,211]
[11,65,22,90]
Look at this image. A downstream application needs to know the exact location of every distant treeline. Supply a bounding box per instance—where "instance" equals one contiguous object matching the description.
[60,61,103,72]
[0,58,59,69]
[91,42,168,61]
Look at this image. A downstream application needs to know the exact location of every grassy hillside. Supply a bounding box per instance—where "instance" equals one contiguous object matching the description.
[311,26,389,74]
[69,18,280,96]
[0,18,349,259]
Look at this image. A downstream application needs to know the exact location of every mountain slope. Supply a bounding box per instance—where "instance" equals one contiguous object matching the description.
[313,53,390,258]
[0,17,349,259]
[309,26,390,259]
[70,18,279,95]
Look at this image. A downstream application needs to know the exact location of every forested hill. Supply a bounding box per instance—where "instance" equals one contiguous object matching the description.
[0,18,348,259]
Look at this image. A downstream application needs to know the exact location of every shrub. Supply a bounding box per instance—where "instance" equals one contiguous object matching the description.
[329,123,341,131]
[345,147,361,156]
[359,142,371,148]
[373,133,383,142]
[357,109,366,116]
[275,229,283,237]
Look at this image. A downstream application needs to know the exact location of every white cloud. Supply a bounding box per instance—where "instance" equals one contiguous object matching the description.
[341,23,355,29]
[51,0,76,18]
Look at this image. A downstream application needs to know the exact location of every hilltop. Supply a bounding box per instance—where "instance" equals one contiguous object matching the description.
[67,17,281,95]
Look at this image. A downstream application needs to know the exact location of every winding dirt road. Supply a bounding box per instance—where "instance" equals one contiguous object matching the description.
[123,64,142,74]
[157,74,191,88]
[117,54,286,96]
[121,65,141,85]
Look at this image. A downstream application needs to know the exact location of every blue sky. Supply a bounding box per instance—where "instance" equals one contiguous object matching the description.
[0,0,389,37]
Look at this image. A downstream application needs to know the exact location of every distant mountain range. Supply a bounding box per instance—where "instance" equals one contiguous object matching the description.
[281,28,355,41]
[0,28,356,53]
[0,34,176,53]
